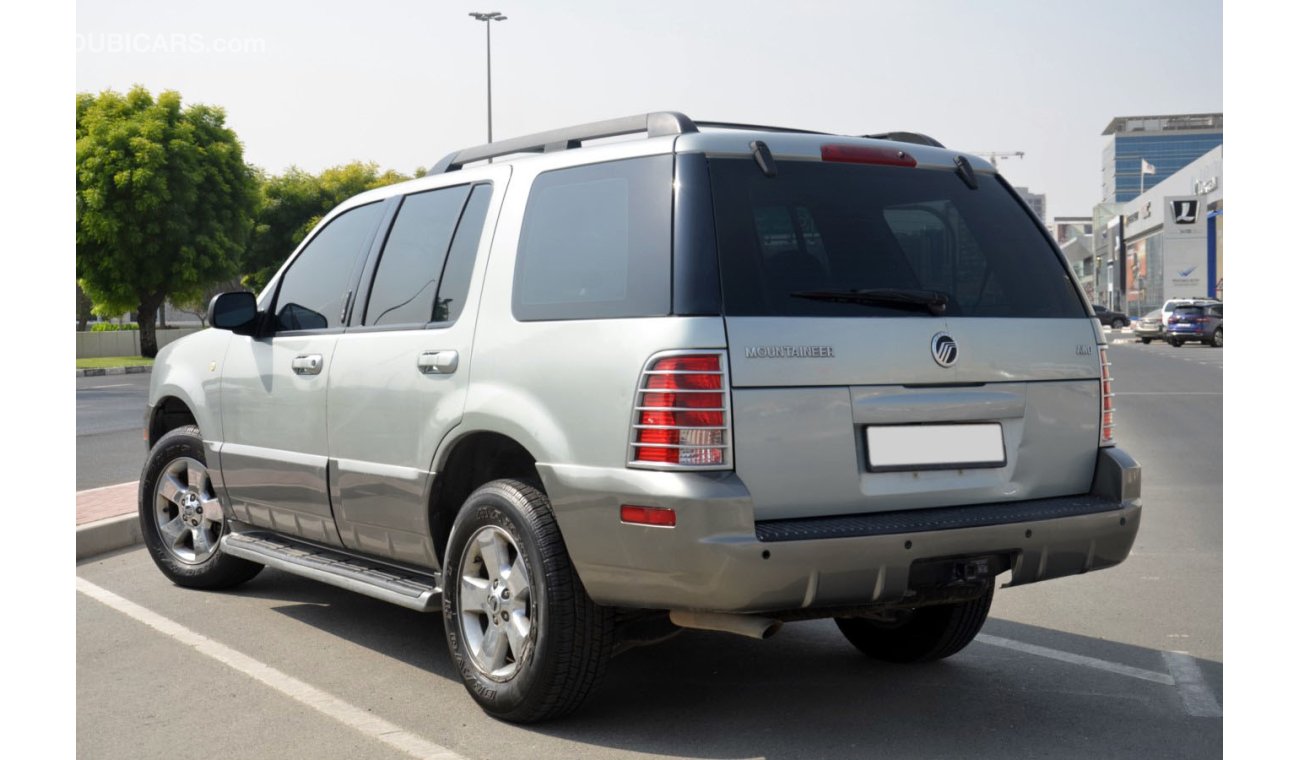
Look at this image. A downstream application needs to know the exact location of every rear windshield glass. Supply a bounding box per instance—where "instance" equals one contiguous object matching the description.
[708,158,1085,318]
[1173,306,1205,316]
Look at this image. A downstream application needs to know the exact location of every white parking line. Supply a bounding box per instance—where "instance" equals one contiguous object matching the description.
[976,634,1175,685]
[1162,651,1223,718]
[76,578,467,760]
[75,480,138,495]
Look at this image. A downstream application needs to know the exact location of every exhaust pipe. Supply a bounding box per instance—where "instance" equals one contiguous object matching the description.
[669,610,783,640]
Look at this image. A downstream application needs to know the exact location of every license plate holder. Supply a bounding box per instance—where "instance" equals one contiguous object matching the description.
[865,423,1006,472]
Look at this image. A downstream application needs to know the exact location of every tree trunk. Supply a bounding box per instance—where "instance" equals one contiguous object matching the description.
[76,283,93,332]
[137,294,165,358]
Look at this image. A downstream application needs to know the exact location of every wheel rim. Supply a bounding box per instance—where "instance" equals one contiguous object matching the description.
[153,456,225,565]
[457,525,534,681]
[1215,330,1223,347]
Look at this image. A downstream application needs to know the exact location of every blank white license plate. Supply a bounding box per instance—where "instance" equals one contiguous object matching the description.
[865,424,1005,471]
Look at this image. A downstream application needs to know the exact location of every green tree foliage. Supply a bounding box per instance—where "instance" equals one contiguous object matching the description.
[242,162,411,291]
[76,86,257,356]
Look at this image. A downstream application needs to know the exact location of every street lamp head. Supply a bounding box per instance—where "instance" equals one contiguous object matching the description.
[469,11,506,22]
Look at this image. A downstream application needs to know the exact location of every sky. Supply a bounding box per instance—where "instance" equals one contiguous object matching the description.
[75,0,1223,218]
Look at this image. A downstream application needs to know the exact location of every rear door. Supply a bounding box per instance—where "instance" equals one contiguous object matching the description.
[707,155,1101,521]
[326,173,504,566]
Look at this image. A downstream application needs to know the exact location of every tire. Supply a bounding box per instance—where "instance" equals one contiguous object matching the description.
[1170,338,1183,347]
[1141,338,1151,345]
[442,479,614,723]
[139,426,262,589]
[1212,328,1223,348]
[834,585,994,663]
[1111,318,1125,329]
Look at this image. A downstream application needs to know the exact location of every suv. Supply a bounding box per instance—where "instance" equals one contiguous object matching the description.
[1166,302,1223,347]
[141,112,1141,723]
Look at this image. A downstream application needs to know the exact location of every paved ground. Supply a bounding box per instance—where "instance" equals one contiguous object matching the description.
[76,372,150,490]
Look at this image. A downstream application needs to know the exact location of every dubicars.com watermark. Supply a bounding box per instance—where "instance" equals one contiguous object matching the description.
[76,32,267,55]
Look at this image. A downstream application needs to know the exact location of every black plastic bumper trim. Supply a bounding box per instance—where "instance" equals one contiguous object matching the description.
[754,494,1124,543]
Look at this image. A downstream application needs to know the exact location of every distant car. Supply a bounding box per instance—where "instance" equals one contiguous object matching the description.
[1132,309,1164,344]
[1166,302,1223,347]
[1091,304,1130,329]
[1162,298,1220,328]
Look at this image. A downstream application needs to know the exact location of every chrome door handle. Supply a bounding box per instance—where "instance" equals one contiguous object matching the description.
[291,354,323,375]
[417,350,459,375]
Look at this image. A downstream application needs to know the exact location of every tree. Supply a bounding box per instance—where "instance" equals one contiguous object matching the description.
[76,87,257,357]
[242,162,411,292]
[75,282,94,331]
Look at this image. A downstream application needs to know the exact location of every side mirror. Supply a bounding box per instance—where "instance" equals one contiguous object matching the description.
[208,291,259,335]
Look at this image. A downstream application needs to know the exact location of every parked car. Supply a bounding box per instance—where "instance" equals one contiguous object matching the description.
[1090,303,1131,329]
[141,112,1141,722]
[1166,302,1223,347]
[1133,309,1165,344]
[1162,297,1220,328]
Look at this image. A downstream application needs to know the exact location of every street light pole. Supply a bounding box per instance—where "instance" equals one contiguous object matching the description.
[468,11,507,144]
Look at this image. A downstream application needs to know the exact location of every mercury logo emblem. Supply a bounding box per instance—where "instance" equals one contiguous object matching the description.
[931,333,958,367]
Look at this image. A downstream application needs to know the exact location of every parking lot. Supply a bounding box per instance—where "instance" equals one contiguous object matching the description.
[76,335,1222,759]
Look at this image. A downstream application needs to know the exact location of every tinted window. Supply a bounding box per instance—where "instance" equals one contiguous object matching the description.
[513,156,672,321]
[1173,306,1204,316]
[436,184,492,323]
[365,186,471,326]
[709,159,1085,318]
[275,202,385,331]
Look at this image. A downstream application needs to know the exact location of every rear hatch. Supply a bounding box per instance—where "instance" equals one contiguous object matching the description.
[706,152,1102,521]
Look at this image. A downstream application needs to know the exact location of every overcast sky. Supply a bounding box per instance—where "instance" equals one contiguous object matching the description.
[76,0,1222,222]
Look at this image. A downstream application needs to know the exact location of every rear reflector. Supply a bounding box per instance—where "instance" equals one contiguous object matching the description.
[1099,346,1116,446]
[621,505,677,527]
[821,144,918,167]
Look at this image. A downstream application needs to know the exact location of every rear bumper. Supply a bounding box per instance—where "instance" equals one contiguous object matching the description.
[541,448,1141,613]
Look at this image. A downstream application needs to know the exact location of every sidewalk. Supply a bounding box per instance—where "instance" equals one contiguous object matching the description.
[76,481,141,561]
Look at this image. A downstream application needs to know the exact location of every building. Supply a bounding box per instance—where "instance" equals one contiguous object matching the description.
[1093,144,1223,315]
[1015,187,1047,220]
[1101,113,1222,203]
[1049,216,1093,246]
[1050,216,1096,299]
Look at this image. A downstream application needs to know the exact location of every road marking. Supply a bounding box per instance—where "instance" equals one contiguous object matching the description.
[79,383,134,389]
[76,578,466,760]
[976,634,1175,685]
[76,480,138,495]
[1162,651,1223,718]
[1114,392,1222,396]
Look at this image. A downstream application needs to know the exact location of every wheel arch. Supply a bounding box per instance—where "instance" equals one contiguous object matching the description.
[428,430,541,567]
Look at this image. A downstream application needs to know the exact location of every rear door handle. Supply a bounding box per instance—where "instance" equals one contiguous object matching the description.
[291,354,323,375]
[417,350,459,375]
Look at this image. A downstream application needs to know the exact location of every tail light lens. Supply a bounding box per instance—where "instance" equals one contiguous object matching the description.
[629,352,731,469]
[1099,346,1116,446]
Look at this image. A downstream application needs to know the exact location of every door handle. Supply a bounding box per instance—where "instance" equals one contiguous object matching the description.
[417,350,459,375]
[291,354,323,375]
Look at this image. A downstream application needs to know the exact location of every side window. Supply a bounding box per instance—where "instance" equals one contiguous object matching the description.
[274,202,385,332]
[435,184,493,323]
[364,185,471,326]
[513,156,672,321]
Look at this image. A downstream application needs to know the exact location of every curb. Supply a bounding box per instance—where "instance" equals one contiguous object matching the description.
[77,513,143,561]
[77,365,153,378]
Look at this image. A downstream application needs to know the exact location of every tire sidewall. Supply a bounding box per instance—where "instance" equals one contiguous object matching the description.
[442,483,551,716]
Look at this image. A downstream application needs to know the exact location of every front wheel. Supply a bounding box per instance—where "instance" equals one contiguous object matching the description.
[1212,328,1223,348]
[835,585,993,663]
[1111,318,1125,329]
[442,479,614,723]
[139,426,262,589]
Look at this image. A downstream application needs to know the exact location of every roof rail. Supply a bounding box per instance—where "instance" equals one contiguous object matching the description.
[432,111,698,173]
[694,120,831,136]
[862,131,946,148]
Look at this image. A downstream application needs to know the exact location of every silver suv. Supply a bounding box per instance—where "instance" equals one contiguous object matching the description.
[141,112,1141,723]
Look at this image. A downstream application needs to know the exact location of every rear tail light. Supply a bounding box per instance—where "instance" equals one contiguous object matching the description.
[629,352,732,469]
[1099,346,1116,446]
[821,144,918,167]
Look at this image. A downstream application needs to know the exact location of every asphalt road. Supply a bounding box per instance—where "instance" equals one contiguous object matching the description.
[76,337,1223,758]
[76,373,150,490]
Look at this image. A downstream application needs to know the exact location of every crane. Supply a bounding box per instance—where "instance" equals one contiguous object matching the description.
[974,151,1024,170]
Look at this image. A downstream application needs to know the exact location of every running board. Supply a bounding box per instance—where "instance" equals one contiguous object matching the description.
[221,532,442,612]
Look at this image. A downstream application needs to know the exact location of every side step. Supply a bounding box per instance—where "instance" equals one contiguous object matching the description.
[222,532,442,612]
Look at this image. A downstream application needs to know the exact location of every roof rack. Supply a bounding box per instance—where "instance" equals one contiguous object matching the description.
[432,111,699,173]
[861,131,946,148]
[694,120,831,136]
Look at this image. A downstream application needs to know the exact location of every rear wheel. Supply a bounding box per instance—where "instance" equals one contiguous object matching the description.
[835,585,993,663]
[139,426,262,589]
[1170,338,1184,347]
[1140,338,1151,345]
[1212,328,1223,348]
[442,479,614,723]
[1111,318,1125,329]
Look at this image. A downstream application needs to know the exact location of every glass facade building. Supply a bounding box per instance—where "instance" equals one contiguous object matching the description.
[1101,114,1222,203]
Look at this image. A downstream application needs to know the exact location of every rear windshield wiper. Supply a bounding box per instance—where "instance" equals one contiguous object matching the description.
[790,288,949,316]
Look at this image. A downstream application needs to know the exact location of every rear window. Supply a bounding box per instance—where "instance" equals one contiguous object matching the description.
[708,159,1085,318]
[1173,306,1205,316]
